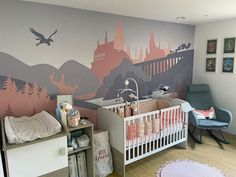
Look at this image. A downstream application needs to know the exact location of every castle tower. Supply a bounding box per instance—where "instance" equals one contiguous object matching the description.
[145,32,166,61]
[149,32,156,51]
[114,23,125,51]
[139,48,143,60]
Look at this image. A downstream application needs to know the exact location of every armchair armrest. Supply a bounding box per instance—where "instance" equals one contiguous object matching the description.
[188,111,199,127]
[215,107,232,125]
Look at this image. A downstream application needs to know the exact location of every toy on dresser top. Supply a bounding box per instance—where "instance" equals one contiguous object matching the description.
[56,102,83,128]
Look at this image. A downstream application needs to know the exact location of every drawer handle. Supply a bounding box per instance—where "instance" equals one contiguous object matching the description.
[59,147,66,156]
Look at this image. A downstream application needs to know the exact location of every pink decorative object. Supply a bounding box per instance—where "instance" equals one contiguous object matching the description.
[118,107,125,118]
[193,107,216,119]
[152,118,160,133]
[124,105,131,117]
[156,160,227,177]
[161,112,169,129]
[145,121,152,135]
[131,103,138,116]
[127,124,136,140]
[136,122,145,137]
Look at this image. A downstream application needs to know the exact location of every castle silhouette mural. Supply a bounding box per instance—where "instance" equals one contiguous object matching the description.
[0,21,193,127]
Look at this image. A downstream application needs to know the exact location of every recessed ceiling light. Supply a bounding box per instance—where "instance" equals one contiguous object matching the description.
[176,16,186,20]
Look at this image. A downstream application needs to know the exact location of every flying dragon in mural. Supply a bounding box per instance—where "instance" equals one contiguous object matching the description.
[30,28,57,46]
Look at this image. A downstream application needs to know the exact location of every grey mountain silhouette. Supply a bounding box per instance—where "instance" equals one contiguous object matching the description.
[30,28,57,46]
[95,58,151,99]
[59,60,101,96]
[0,52,100,97]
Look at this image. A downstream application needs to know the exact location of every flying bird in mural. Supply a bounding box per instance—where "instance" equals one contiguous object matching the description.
[30,28,57,46]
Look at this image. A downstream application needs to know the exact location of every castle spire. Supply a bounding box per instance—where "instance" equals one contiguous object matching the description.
[114,22,125,51]
[139,48,143,60]
[149,32,156,51]
[105,31,108,44]
[145,48,148,58]
[126,45,131,57]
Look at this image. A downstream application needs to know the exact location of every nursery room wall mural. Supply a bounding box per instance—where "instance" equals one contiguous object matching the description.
[0,1,195,127]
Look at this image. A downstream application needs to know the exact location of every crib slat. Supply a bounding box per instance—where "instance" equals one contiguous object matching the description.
[141,136,143,156]
[170,110,173,143]
[165,111,167,146]
[137,129,140,157]
[160,112,162,148]
[173,108,176,141]
[149,115,152,152]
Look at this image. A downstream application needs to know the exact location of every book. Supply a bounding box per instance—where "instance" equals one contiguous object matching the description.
[68,155,79,177]
[76,151,88,177]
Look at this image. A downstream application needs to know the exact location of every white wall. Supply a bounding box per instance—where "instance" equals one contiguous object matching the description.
[194,18,236,134]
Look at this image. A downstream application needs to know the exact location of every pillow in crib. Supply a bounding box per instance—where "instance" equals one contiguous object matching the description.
[192,107,216,119]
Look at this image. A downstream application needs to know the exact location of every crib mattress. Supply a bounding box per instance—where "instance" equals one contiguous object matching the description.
[4,111,62,144]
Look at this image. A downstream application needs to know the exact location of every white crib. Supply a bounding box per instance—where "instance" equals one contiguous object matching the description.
[97,98,189,177]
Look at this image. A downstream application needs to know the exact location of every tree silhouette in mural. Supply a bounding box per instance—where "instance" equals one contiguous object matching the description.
[0,76,55,117]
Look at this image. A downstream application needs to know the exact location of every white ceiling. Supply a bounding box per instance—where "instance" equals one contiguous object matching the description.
[22,0,236,25]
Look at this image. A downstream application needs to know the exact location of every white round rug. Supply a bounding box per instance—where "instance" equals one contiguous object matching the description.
[156,160,227,177]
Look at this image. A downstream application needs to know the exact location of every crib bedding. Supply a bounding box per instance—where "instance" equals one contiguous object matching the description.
[4,111,62,144]
[126,123,183,148]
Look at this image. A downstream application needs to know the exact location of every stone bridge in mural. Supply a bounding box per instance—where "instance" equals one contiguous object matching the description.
[135,50,193,78]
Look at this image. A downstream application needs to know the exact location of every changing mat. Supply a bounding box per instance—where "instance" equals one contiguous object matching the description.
[4,111,62,144]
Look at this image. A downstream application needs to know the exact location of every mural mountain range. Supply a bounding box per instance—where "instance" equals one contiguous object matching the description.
[0,52,100,97]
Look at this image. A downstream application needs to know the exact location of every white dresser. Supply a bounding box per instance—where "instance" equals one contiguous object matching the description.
[0,151,4,177]
[1,124,68,177]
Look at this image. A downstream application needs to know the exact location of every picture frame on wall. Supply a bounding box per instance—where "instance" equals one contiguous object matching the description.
[207,39,217,54]
[206,58,216,72]
[224,37,235,53]
[222,57,234,73]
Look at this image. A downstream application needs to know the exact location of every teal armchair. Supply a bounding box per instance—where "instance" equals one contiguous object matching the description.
[186,84,232,144]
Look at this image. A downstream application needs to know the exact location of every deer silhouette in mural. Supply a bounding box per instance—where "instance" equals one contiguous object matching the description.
[30,28,57,46]
[50,74,78,94]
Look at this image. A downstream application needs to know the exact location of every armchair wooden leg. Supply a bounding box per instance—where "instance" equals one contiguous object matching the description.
[188,127,202,144]
[207,130,230,144]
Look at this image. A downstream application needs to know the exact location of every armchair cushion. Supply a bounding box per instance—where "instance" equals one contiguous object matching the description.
[197,119,229,129]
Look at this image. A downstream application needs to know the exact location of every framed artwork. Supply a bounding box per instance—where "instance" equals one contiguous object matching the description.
[206,58,216,72]
[224,38,235,53]
[222,57,234,73]
[207,39,217,54]
[56,95,73,105]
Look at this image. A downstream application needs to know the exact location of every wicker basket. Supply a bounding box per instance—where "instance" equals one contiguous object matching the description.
[67,114,80,127]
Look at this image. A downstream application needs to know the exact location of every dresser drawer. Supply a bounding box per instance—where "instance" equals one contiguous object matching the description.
[6,136,68,177]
